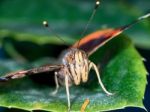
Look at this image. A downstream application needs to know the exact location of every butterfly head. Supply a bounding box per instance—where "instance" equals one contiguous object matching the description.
[57,48,89,86]
[62,48,88,65]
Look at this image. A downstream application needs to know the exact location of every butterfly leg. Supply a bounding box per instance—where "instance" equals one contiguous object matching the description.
[89,61,113,95]
[65,75,71,111]
[51,72,59,95]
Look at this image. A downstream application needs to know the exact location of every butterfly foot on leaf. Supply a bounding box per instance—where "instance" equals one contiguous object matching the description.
[67,107,70,112]
[106,92,114,96]
[50,90,58,96]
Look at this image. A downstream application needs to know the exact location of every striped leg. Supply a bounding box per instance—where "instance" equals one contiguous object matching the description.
[65,75,71,111]
[89,61,113,95]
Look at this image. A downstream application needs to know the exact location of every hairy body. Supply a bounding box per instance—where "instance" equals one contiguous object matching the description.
[52,48,112,110]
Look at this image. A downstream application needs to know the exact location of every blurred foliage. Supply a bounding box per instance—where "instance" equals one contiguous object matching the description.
[0,0,149,112]
[0,0,150,48]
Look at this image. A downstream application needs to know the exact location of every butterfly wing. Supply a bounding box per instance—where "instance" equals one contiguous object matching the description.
[72,28,123,56]
[72,13,150,56]
[0,64,63,82]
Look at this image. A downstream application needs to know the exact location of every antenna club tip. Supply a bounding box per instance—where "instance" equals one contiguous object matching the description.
[43,21,49,27]
[95,0,100,9]
[96,1,100,5]
[138,13,150,20]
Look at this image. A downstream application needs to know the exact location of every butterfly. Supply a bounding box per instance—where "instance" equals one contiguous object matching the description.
[0,0,150,111]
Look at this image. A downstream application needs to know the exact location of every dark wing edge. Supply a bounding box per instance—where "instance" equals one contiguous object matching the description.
[0,64,63,82]
[72,28,122,56]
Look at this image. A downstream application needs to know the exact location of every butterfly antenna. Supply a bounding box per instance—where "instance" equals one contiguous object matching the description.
[120,12,150,31]
[77,0,100,48]
[43,21,66,44]
[80,0,100,37]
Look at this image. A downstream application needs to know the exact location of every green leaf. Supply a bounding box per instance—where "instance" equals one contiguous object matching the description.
[0,35,147,112]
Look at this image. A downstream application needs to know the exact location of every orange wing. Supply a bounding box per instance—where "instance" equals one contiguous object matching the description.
[72,28,122,56]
